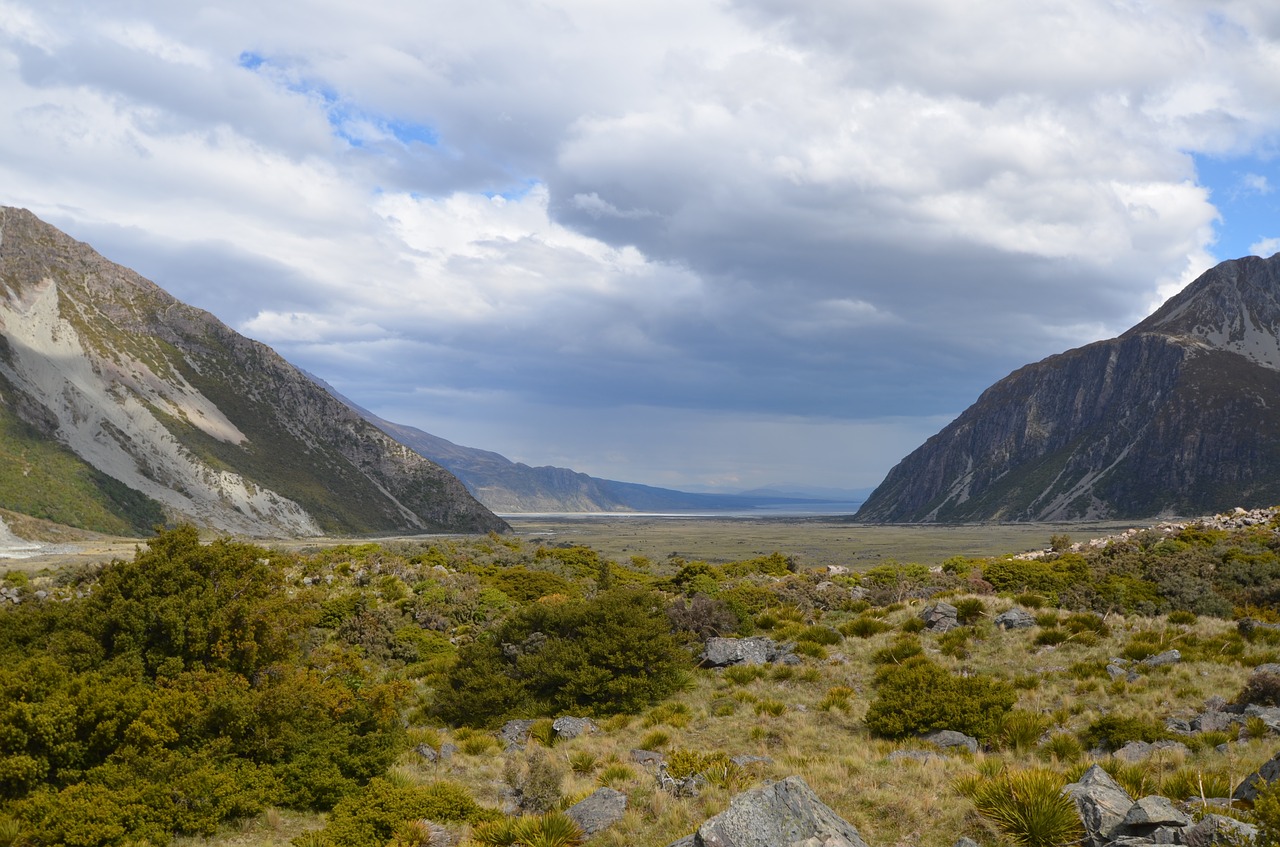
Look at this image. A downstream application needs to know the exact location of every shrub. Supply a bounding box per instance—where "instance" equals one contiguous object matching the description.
[755,699,787,717]
[596,764,634,788]
[1079,715,1170,752]
[639,730,670,750]
[318,779,497,847]
[797,625,843,646]
[865,657,1016,741]
[1255,778,1280,847]
[665,749,745,790]
[1167,610,1198,626]
[938,628,972,659]
[1034,629,1070,647]
[954,598,986,625]
[818,686,855,712]
[472,811,585,847]
[567,751,598,775]
[961,768,1083,847]
[899,616,926,634]
[668,594,740,643]
[839,616,892,639]
[435,587,691,726]
[723,664,769,685]
[872,635,923,665]
[997,710,1052,752]
[1236,672,1280,707]
[1039,733,1083,763]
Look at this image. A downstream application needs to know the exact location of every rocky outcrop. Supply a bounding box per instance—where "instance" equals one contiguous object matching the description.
[856,254,1280,522]
[701,637,795,667]
[994,607,1037,630]
[0,207,506,536]
[1063,764,1135,847]
[920,602,960,632]
[565,787,627,836]
[665,776,869,847]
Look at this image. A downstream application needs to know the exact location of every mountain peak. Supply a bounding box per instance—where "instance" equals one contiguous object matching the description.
[1127,252,1280,369]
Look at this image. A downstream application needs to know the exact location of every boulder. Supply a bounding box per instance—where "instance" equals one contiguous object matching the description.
[1112,740,1189,764]
[922,730,979,754]
[498,719,536,747]
[565,787,627,836]
[665,776,869,847]
[1063,764,1135,847]
[631,749,666,767]
[702,637,791,667]
[994,607,1036,630]
[1233,749,1280,803]
[1184,814,1260,847]
[552,716,598,740]
[1121,796,1191,830]
[887,749,944,764]
[920,602,960,633]
[1140,650,1181,668]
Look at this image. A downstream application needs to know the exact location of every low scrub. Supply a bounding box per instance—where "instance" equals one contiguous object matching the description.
[865,657,1016,741]
[959,768,1083,847]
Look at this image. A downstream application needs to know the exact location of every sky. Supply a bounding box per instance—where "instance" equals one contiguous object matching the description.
[2,1,1280,496]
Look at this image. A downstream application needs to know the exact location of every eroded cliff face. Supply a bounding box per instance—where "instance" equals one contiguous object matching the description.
[0,206,507,536]
[857,254,1280,523]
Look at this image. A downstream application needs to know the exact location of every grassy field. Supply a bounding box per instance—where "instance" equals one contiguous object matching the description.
[503,515,1145,569]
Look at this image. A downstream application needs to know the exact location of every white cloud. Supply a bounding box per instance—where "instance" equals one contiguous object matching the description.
[1251,236,1280,258]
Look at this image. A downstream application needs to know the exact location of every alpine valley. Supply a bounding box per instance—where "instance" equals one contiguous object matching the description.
[857,253,1280,522]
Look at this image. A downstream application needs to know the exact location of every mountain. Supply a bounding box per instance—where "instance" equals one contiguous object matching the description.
[856,254,1280,523]
[348,405,835,513]
[0,207,507,537]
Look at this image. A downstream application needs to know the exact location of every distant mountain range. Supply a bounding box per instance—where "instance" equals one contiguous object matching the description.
[0,206,505,537]
[317,384,846,514]
[857,253,1280,522]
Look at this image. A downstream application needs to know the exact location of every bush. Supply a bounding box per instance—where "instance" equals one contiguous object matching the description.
[318,778,498,847]
[865,657,1016,741]
[435,587,691,727]
[954,598,986,625]
[961,767,1083,847]
[839,616,892,639]
[1236,672,1280,707]
[1079,715,1170,752]
[872,634,923,665]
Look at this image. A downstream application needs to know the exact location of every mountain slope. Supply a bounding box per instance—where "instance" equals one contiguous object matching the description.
[856,254,1280,522]
[0,207,507,536]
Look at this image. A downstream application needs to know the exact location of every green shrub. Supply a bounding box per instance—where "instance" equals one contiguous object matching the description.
[1237,671,1280,707]
[899,616,926,634]
[435,587,691,727]
[997,710,1052,752]
[1255,778,1280,847]
[310,779,498,847]
[839,616,892,639]
[754,699,787,717]
[961,768,1083,847]
[1039,733,1083,763]
[872,635,923,665]
[981,555,1089,598]
[472,811,585,847]
[595,764,634,788]
[1079,715,1170,752]
[793,641,827,659]
[938,628,972,659]
[954,598,986,625]
[818,686,855,712]
[723,664,769,685]
[1167,610,1198,626]
[665,749,745,789]
[1034,629,1070,647]
[797,625,842,646]
[865,657,1016,741]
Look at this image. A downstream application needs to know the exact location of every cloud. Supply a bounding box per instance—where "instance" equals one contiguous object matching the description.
[1251,237,1280,258]
[1,0,1279,491]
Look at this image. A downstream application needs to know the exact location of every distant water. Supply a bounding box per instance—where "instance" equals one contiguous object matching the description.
[499,501,865,519]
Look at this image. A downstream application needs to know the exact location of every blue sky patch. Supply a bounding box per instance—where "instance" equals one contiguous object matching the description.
[1194,151,1280,259]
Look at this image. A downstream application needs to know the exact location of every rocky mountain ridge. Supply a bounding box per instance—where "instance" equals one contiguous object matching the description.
[0,206,506,536]
[856,254,1280,522]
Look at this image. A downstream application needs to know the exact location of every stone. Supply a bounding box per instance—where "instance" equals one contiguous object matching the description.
[1063,764,1136,847]
[731,755,773,767]
[672,776,870,847]
[952,838,980,847]
[920,602,960,633]
[994,607,1036,630]
[1233,749,1280,803]
[1113,740,1189,764]
[631,749,666,767]
[565,787,627,836]
[922,729,979,754]
[498,719,536,747]
[1121,796,1191,829]
[1190,710,1237,733]
[1141,650,1182,668]
[702,637,789,667]
[552,716,598,740]
[1165,718,1191,735]
[1184,814,1260,847]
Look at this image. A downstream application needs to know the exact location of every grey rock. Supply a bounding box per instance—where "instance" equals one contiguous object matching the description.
[1122,796,1191,829]
[702,637,789,667]
[920,602,960,633]
[1064,764,1136,847]
[994,607,1036,630]
[1149,827,1184,845]
[952,839,981,847]
[415,743,439,763]
[1110,838,1158,847]
[565,787,627,836]
[1113,740,1189,764]
[552,716,598,740]
[731,755,773,767]
[1252,663,1280,677]
[1184,814,1260,847]
[631,749,666,767]
[1141,650,1182,668]
[1233,749,1280,803]
[498,719,536,747]
[439,742,457,760]
[1107,664,1132,680]
[923,729,979,753]
[688,776,870,847]
[1165,718,1191,735]
[1243,704,1280,732]
[1191,710,1237,733]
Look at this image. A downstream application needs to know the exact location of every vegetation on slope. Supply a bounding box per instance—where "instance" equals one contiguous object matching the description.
[3,514,1280,846]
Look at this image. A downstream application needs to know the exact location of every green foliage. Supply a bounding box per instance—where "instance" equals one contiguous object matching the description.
[664,749,745,789]
[954,598,987,625]
[317,778,497,847]
[839,616,892,638]
[996,710,1053,752]
[1254,777,1280,847]
[872,634,923,665]
[482,567,576,603]
[435,587,691,727]
[1079,714,1171,752]
[865,657,1016,741]
[472,811,584,847]
[981,554,1089,599]
[960,767,1083,847]
[1236,671,1280,707]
